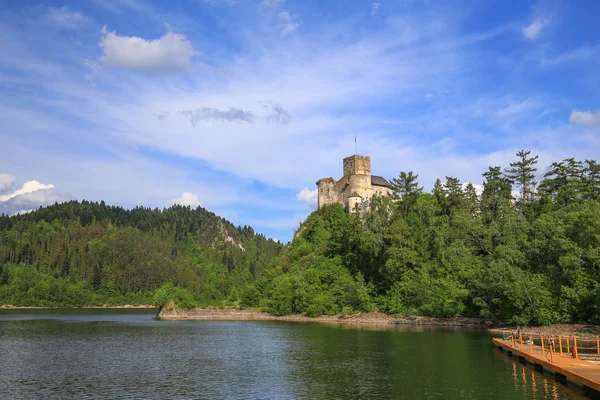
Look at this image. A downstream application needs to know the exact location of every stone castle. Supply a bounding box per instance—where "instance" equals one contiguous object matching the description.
[316,154,393,211]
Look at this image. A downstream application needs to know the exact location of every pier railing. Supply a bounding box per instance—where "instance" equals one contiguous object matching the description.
[501,331,600,363]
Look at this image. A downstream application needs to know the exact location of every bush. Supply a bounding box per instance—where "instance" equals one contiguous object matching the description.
[240,285,261,307]
[153,282,196,310]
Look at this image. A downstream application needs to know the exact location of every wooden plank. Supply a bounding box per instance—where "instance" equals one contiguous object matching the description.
[493,338,600,392]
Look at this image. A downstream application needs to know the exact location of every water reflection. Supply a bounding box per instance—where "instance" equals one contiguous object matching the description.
[499,348,591,400]
[0,311,595,400]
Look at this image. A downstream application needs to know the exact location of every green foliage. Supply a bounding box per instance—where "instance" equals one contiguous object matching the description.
[271,154,600,325]
[0,201,282,308]
[239,285,261,307]
[3,152,600,326]
[153,282,196,310]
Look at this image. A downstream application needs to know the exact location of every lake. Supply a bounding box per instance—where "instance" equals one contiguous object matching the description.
[0,309,594,399]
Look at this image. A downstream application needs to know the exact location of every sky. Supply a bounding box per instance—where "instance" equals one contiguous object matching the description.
[0,0,599,242]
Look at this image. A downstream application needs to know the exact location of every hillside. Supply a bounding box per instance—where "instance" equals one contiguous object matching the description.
[0,201,282,307]
[238,154,600,325]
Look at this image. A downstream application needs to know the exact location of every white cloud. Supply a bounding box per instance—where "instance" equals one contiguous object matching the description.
[279,12,299,36]
[0,180,55,202]
[99,27,199,72]
[0,173,15,193]
[569,110,600,128]
[181,107,255,125]
[45,6,85,29]
[0,180,70,216]
[542,44,600,65]
[203,0,238,6]
[91,0,145,14]
[170,192,203,208]
[259,0,285,8]
[265,104,292,124]
[372,2,382,15]
[523,1,557,41]
[523,20,545,40]
[295,187,318,208]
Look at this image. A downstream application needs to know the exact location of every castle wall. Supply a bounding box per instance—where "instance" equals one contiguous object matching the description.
[348,196,362,212]
[317,178,341,209]
[341,174,372,204]
[317,154,390,211]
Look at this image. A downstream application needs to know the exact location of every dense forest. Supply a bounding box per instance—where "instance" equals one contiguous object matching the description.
[0,201,282,307]
[246,151,600,325]
[2,151,600,325]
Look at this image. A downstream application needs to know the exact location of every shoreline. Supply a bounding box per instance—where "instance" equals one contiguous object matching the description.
[0,304,156,309]
[158,308,496,328]
[158,308,600,337]
[3,305,597,337]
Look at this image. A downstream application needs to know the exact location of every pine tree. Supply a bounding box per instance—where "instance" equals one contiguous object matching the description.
[582,160,600,200]
[481,166,513,221]
[433,178,446,214]
[390,171,423,199]
[464,183,480,215]
[504,149,538,204]
[444,176,464,214]
[390,171,423,216]
[539,158,584,207]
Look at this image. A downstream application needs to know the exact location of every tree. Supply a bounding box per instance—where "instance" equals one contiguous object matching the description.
[463,183,480,215]
[444,176,465,214]
[390,171,423,216]
[432,178,446,212]
[504,150,538,205]
[539,158,584,207]
[481,166,512,222]
[582,160,600,200]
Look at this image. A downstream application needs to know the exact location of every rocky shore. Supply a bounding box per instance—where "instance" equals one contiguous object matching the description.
[157,307,496,328]
[158,308,600,337]
[0,304,156,309]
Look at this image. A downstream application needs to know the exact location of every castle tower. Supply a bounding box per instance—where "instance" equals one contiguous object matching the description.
[343,155,371,177]
[316,154,392,211]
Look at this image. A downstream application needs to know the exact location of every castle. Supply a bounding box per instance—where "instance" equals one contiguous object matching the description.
[316,154,393,211]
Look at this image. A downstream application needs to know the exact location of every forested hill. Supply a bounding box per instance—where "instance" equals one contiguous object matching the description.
[0,201,282,306]
[245,153,600,325]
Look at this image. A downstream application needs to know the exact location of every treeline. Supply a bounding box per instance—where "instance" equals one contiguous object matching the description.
[244,151,600,325]
[2,152,599,325]
[0,201,282,307]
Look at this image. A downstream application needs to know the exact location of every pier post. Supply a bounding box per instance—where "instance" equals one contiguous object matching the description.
[567,337,570,353]
[573,337,578,359]
[541,336,545,354]
[530,336,533,355]
[559,336,563,355]
[520,333,523,351]
[597,336,599,355]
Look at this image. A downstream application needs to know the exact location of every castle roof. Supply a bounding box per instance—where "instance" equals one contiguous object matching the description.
[316,177,336,185]
[371,175,390,187]
[348,191,362,198]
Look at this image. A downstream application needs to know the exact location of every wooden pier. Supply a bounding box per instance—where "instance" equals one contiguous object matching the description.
[493,336,600,393]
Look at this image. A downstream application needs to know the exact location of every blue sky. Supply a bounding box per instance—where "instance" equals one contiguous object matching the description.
[1,0,599,242]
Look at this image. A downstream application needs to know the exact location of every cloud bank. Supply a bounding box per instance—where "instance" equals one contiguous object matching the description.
[0,178,70,216]
[181,107,255,125]
[570,110,599,128]
[45,6,85,29]
[99,27,199,72]
[170,192,203,208]
[295,187,318,208]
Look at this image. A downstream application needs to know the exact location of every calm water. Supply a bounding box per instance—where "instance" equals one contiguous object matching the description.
[0,310,595,399]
